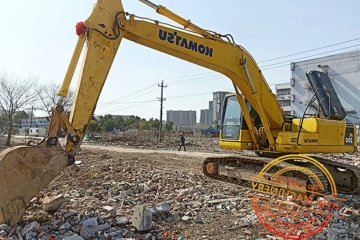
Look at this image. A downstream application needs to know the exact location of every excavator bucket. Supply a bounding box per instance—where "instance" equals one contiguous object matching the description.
[0,139,69,226]
[0,0,126,227]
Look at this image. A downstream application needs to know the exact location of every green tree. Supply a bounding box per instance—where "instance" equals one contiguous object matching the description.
[124,115,141,130]
[139,118,151,130]
[151,118,160,129]
[103,119,115,131]
[165,121,174,131]
[13,110,29,123]
[91,115,165,132]
[98,114,115,132]
[87,119,101,132]
[113,115,125,131]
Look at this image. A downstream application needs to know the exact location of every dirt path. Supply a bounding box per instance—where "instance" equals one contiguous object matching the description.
[81,144,232,173]
[82,144,233,158]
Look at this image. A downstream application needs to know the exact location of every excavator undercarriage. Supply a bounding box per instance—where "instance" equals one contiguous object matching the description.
[203,153,360,194]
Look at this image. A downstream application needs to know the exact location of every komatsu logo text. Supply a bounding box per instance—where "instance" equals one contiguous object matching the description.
[158,30,213,57]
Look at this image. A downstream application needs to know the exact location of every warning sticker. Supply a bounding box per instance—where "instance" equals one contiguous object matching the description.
[102,41,112,55]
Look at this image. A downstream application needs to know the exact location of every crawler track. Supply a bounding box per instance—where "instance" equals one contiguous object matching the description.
[313,156,360,193]
[203,154,360,194]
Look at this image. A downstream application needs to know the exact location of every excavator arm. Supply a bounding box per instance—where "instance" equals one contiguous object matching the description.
[123,5,285,137]
[62,0,285,155]
[0,0,285,225]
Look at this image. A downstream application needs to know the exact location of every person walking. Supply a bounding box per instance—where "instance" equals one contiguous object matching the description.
[178,133,186,151]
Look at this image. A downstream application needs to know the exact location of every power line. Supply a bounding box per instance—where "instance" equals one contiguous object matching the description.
[98,82,158,105]
[97,37,360,107]
[96,100,158,115]
[169,75,224,85]
[102,99,158,104]
[261,47,360,71]
[162,41,360,81]
[157,71,216,82]
[260,44,360,68]
[98,86,159,107]
[258,37,360,63]
[167,92,212,99]
[98,60,356,108]
[162,37,360,79]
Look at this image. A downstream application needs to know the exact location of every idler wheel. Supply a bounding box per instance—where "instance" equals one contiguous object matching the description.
[206,162,218,175]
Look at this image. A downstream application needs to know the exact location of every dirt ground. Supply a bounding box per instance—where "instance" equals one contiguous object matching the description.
[23,145,265,240]
[2,135,360,239]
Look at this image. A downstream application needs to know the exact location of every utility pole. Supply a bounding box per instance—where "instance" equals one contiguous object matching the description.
[29,106,34,128]
[158,80,167,142]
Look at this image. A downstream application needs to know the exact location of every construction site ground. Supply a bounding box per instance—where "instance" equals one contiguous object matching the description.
[31,135,263,240]
[2,133,360,239]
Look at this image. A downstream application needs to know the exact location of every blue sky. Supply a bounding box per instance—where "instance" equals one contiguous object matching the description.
[1,0,360,121]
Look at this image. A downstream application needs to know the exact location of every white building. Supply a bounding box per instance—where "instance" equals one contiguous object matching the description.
[19,116,50,129]
[284,50,360,123]
[18,116,50,135]
[275,83,293,116]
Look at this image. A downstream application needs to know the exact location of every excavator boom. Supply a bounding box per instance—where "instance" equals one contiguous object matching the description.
[56,0,285,154]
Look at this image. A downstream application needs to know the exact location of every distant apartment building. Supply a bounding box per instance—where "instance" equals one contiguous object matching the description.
[275,83,293,116]
[18,116,50,134]
[19,116,50,129]
[200,109,210,126]
[212,91,231,124]
[166,110,197,129]
[208,101,213,126]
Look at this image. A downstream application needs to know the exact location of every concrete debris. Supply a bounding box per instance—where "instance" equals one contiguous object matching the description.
[131,205,153,231]
[2,135,360,239]
[181,216,190,221]
[21,221,40,236]
[62,235,84,240]
[116,217,129,225]
[42,195,70,212]
[148,204,170,216]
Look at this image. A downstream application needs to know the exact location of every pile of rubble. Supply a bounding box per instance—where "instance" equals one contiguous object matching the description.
[1,149,261,240]
[1,143,360,239]
[87,134,232,153]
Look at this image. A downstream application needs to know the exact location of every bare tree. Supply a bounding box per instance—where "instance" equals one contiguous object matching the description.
[37,83,74,116]
[0,73,39,146]
[37,83,74,138]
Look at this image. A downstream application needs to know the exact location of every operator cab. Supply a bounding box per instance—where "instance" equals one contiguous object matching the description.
[221,95,241,140]
[220,94,261,150]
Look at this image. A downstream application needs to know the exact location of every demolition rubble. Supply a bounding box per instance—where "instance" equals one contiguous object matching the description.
[1,134,360,239]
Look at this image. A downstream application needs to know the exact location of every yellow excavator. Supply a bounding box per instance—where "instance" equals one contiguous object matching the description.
[0,0,359,226]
